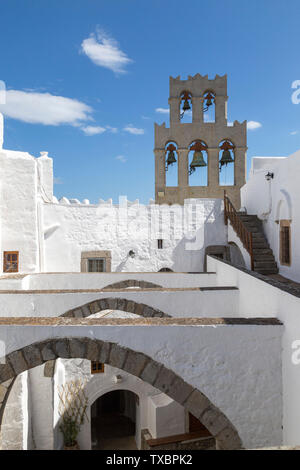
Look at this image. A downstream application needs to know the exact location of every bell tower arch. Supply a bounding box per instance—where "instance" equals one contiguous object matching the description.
[154,74,247,207]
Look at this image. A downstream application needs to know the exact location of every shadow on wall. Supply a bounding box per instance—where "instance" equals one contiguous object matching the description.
[228,242,246,269]
[172,201,226,272]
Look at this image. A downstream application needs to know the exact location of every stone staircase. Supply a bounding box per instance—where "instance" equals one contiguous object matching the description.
[237,213,278,275]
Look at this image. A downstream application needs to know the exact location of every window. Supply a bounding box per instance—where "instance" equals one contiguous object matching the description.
[157,239,163,249]
[88,258,106,272]
[91,362,105,374]
[3,251,19,273]
[81,251,111,272]
[280,220,291,266]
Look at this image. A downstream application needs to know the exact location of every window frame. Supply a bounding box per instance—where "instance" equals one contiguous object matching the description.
[88,257,106,273]
[81,251,111,272]
[3,251,19,273]
[91,361,105,374]
[279,220,291,266]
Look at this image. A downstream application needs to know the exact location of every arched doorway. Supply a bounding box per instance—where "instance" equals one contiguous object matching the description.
[91,390,138,450]
[0,337,242,450]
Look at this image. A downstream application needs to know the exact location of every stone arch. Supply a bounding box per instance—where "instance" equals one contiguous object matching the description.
[88,386,140,450]
[164,139,179,148]
[188,139,208,186]
[61,298,171,319]
[203,90,215,123]
[158,267,173,272]
[180,91,192,123]
[188,138,208,149]
[88,381,141,410]
[102,280,162,290]
[218,139,235,186]
[0,337,242,450]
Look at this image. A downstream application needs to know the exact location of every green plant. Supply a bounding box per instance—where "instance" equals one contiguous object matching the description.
[59,416,80,447]
[58,379,88,447]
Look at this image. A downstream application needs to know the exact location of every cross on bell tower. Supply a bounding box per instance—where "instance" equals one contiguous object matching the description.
[154,74,247,207]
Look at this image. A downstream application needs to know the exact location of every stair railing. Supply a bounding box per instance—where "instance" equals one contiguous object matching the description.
[224,191,254,270]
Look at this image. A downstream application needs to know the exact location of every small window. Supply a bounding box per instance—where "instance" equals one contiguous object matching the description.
[157,239,163,249]
[91,362,105,374]
[280,220,291,266]
[88,258,106,272]
[3,251,19,273]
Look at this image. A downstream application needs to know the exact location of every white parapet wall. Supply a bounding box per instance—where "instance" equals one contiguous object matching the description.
[0,287,239,318]
[207,255,300,446]
[0,272,219,291]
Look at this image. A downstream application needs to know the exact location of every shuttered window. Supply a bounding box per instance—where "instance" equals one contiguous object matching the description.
[3,252,19,273]
[88,258,106,272]
[280,221,291,266]
[91,362,105,374]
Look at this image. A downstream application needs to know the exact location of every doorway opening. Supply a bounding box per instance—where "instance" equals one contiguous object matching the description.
[91,390,138,450]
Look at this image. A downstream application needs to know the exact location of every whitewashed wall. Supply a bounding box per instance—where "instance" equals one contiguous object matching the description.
[54,358,185,450]
[207,255,300,447]
[42,198,227,273]
[241,152,300,281]
[11,272,219,291]
[0,147,53,274]
[0,288,239,318]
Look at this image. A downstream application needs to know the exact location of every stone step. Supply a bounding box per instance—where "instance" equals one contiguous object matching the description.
[244,227,261,233]
[253,254,276,261]
[233,209,278,275]
[252,233,267,239]
[239,215,260,221]
[252,242,270,249]
[253,248,273,255]
[255,267,279,275]
[241,220,261,225]
[254,260,278,268]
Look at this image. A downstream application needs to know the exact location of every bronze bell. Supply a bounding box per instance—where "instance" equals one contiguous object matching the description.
[220,149,234,168]
[166,150,177,167]
[189,150,207,174]
[206,97,212,107]
[182,99,191,112]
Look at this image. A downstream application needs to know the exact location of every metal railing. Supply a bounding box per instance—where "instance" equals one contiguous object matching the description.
[224,191,254,270]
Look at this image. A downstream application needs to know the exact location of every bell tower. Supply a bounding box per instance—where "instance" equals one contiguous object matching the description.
[154,74,247,207]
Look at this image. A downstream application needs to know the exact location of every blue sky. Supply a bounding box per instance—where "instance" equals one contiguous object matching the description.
[0,0,300,203]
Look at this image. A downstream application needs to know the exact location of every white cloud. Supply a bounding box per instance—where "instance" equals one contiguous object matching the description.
[116,155,127,163]
[0,89,93,126]
[123,124,145,135]
[155,107,169,114]
[106,125,118,133]
[247,120,262,130]
[290,130,299,135]
[81,30,133,74]
[81,125,106,136]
